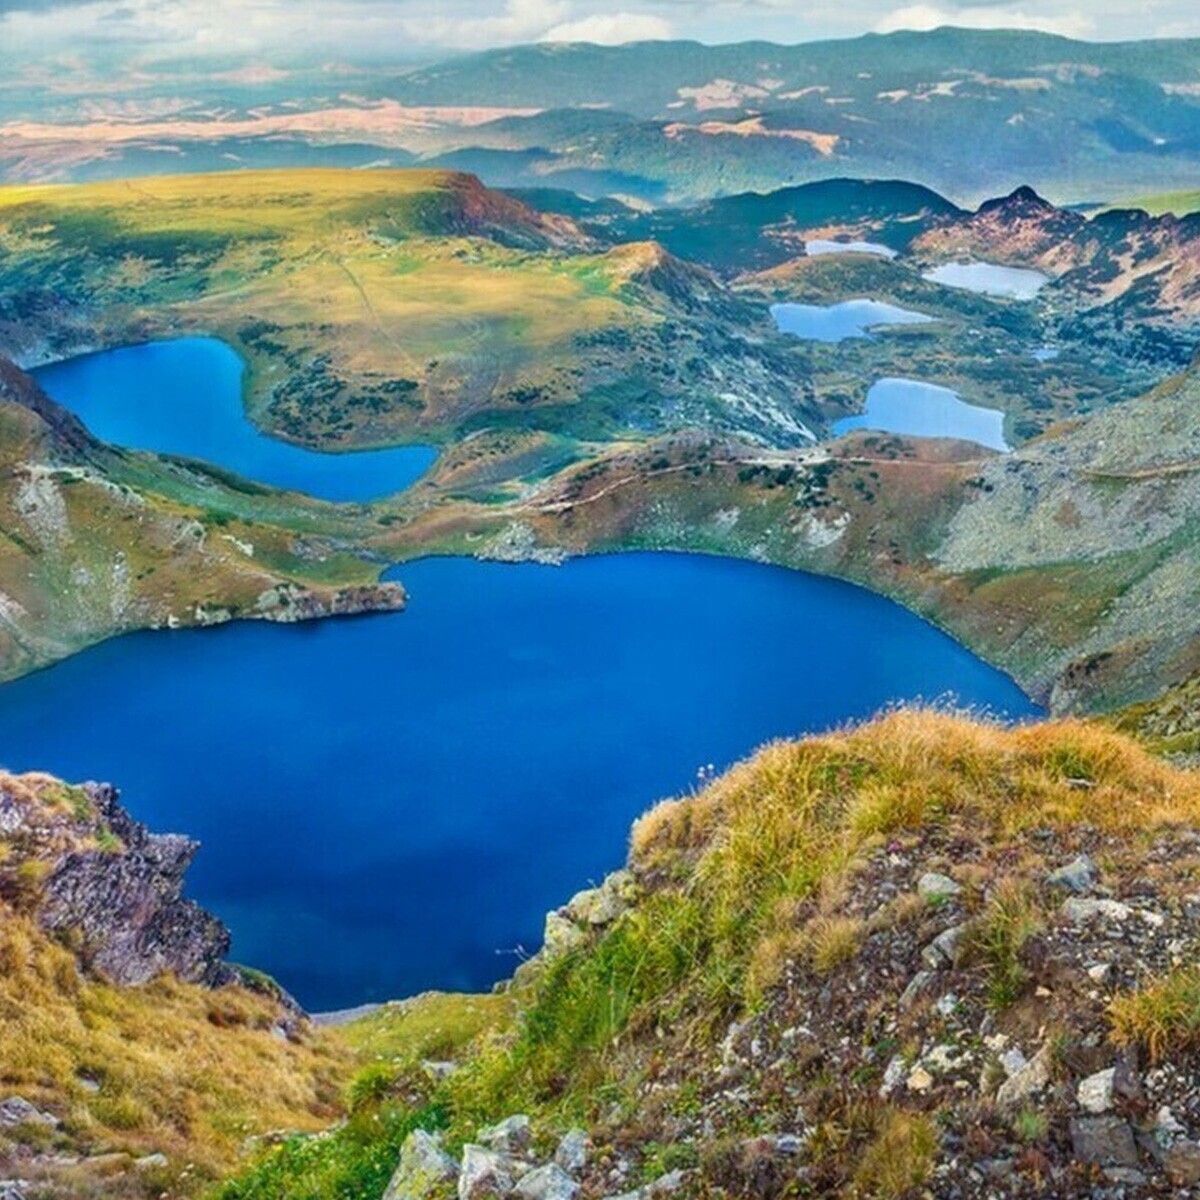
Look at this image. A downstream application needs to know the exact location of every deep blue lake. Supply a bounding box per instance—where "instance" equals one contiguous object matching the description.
[33,338,436,503]
[11,339,1039,1009]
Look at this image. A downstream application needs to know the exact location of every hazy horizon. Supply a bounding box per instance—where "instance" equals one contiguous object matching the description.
[3,0,1200,66]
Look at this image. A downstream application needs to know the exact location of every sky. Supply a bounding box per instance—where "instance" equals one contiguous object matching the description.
[1,0,1199,61]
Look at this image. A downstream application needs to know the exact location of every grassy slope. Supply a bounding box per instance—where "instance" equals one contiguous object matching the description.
[0,169,814,453]
[0,771,352,1199]
[224,709,1200,1199]
[0,357,397,679]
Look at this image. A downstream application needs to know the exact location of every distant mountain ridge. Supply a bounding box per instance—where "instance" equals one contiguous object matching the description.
[4,28,1200,204]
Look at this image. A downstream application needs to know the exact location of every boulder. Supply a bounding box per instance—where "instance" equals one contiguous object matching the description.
[458,1145,515,1200]
[1046,854,1098,893]
[514,1164,579,1200]
[554,1129,589,1174]
[1062,898,1132,925]
[1165,1141,1200,1186]
[917,872,961,901]
[478,1114,532,1156]
[385,1129,459,1200]
[921,924,967,970]
[1070,1117,1139,1167]
[996,1044,1052,1108]
[0,1097,57,1129]
[1077,1068,1116,1114]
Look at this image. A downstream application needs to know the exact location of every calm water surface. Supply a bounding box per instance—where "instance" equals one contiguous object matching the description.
[805,239,898,259]
[34,338,436,503]
[923,261,1048,300]
[772,299,933,343]
[834,378,1009,451]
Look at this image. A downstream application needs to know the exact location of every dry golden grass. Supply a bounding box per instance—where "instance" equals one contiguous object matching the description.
[633,708,1200,880]
[851,1108,938,1199]
[1109,966,1200,1062]
[0,912,350,1174]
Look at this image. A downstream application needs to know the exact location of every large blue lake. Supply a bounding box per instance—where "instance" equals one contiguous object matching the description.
[12,340,1039,1010]
[33,338,436,503]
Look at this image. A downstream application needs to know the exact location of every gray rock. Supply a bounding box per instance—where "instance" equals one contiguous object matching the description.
[1046,854,1098,893]
[0,1097,58,1129]
[133,1154,168,1171]
[554,1129,589,1174]
[0,1185,27,1200]
[1077,1068,1116,1114]
[1062,897,1132,925]
[385,1130,459,1200]
[917,872,961,901]
[478,1114,532,1156]
[458,1146,514,1200]
[879,1055,907,1098]
[38,783,231,986]
[996,1044,1052,1108]
[514,1164,579,1200]
[1165,1141,1200,1185]
[921,924,967,970]
[1070,1117,1139,1167]
[899,970,935,1009]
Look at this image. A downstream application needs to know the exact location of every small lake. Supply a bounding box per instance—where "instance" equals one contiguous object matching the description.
[0,553,1037,1009]
[33,338,437,503]
[834,377,1010,451]
[771,299,933,343]
[805,239,897,259]
[922,261,1048,300]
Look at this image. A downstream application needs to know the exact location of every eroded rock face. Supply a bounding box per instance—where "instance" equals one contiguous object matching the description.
[31,782,233,986]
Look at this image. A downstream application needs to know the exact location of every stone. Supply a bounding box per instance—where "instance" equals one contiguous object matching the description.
[1155,1106,1186,1142]
[1070,1117,1139,1167]
[565,871,636,927]
[542,912,587,958]
[906,1066,934,1093]
[134,1154,169,1171]
[921,924,967,970]
[1046,854,1098,893]
[879,1055,907,1098]
[0,1185,26,1200]
[1165,1141,1200,1185]
[0,1097,57,1129]
[458,1146,514,1200]
[1086,962,1112,984]
[478,1114,532,1156]
[514,1164,579,1200]
[554,1129,589,1174]
[999,1048,1028,1078]
[385,1130,459,1200]
[899,970,935,1009]
[917,872,961,901]
[1077,1068,1116,1114]
[1062,897,1132,925]
[996,1044,1052,1108]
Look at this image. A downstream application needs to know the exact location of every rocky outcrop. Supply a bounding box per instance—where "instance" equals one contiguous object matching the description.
[0,773,234,987]
[39,782,231,986]
[254,580,407,623]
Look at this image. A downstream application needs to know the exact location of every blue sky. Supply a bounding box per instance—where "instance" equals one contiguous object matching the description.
[1,0,1198,59]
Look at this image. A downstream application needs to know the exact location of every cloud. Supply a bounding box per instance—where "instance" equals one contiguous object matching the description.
[541,11,672,41]
[875,3,1094,37]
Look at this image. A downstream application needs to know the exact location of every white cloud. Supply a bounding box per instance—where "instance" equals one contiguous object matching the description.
[541,11,672,42]
[875,3,1094,38]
